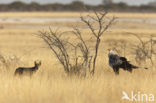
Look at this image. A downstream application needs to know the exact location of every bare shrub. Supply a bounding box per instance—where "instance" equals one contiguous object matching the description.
[0,53,21,69]
[38,11,115,76]
[0,54,7,68]
[128,33,156,66]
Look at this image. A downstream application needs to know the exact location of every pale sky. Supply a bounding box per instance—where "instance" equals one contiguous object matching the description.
[0,0,155,5]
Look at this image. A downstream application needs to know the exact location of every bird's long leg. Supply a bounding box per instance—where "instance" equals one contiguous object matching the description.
[127,68,132,73]
[113,67,119,75]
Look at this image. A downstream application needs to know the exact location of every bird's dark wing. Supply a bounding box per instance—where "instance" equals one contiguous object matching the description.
[120,57,127,61]
[119,56,138,69]
[109,54,123,67]
[120,57,131,63]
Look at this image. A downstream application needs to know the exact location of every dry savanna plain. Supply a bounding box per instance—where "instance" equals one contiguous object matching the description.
[0,12,156,103]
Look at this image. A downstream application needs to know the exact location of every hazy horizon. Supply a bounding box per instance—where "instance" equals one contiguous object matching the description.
[0,0,155,5]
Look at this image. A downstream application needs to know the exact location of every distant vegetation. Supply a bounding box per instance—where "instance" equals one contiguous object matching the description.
[0,1,156,12]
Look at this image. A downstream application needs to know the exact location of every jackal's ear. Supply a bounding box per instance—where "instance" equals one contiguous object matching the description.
[39,61,41,65]
[34,61,37,64]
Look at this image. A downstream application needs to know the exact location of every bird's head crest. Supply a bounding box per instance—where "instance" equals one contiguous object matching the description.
[108,48,118,55]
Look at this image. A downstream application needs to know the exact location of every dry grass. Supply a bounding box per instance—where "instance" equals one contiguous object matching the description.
[0,12,156,103]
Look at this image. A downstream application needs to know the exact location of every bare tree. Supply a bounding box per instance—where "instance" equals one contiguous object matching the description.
[81,11,115,74]
[38,11,115,76]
